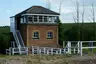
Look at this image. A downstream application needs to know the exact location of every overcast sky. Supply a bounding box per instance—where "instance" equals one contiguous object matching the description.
[0,0,96,26]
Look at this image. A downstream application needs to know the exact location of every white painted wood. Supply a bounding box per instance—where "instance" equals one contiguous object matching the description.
[82,47,96,49]
[32,46,34,55]
[22,14,59,16]
[74,48,76,54]
[51,48,53,54]
[47,49,49,54]
[59,49,61,54]
[77,41,80,53]
[12,48,14,55]
[80,42,82,56]
[67,41,71,54]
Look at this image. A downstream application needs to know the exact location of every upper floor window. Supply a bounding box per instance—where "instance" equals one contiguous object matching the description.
[39,16,43,22]
[54,17,58,22]
[47,31,53,39]
[26,15,58,23]
[32,31,39,39]
[28,16,33,23]
[20,17,26,23]
[20,18,23,23]
[34,15,38,22]
[44,16,47,22]
[48,16,52,22]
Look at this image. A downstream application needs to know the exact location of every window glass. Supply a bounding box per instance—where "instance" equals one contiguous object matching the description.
[34,15,37,22]
[28,16,33,23]
[47,32,53,39]
[54,17,58,22]
[39,16,43,22]
[44,16,47,22]
[33,31,39,39]
[20,18,23,23]
[48,16,52,22]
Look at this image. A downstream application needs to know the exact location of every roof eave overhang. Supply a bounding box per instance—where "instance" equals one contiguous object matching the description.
[21,14,60,16]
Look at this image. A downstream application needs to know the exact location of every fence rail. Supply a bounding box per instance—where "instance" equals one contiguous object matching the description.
[6,41,96,56]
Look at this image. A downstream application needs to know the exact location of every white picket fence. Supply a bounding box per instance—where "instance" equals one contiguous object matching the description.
[63,41,96,56]
[6,47,28,55]
[31,46,66,55]
[6,41,96,56]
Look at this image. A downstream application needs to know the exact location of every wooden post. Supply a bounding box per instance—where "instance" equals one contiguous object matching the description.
[51,48,53,55]
[37,47,39,54]
[19,47,21,55]
[39,49,41,54]
[77,41,80,53]
[26,47,28,55]
[68,41,71,54]
[80,41,82,56]
[74,48,76,54]
[9,47,11,55]
[32,46,34,55]
[59,48,61,54]
[47,49,49,54]
[12,48,14,55]
[44,47,46,54]
[64,48,65,54]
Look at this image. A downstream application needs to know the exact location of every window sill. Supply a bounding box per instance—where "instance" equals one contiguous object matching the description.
[47,38,53,39]
[32,37,39,40]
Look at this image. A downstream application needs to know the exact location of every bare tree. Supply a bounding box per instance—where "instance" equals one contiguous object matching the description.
[81,3,85,40]
[91,3,96,40]
[72,0,80,41]
[89,3,96,40]
[76,0,80,41]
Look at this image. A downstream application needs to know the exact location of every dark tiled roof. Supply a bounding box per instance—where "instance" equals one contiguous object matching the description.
[15,6,60,17]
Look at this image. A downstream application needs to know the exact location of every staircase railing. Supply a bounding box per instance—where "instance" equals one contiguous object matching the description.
[16,30,25,47]
[13,32,21,48]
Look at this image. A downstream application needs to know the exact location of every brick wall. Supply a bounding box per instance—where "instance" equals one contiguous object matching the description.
[20,24,58,47]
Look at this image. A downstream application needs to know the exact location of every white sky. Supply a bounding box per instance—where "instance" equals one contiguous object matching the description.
[0,0,96,26]
[44,0,96,23]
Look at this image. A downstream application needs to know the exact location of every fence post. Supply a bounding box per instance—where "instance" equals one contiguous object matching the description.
[44,47,46,54]
[64,48,65,54]
[26,47,28,55]
[37,47,39,54]
[68,41,71,54]
[19,47,21,55]
[51,48,53,55]
[12,48,14,55]
[77,41,80,53]
[32,46,34,55]
[9,47,11,55]
[80,41,82,56]
[59,48,61,54]
[47,49,49,54]
[74,48,76,54]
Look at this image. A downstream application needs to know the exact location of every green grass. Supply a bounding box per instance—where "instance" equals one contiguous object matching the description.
[0,26,10,34]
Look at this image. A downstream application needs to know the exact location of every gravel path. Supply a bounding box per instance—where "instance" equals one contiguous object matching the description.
[0,55,96,64]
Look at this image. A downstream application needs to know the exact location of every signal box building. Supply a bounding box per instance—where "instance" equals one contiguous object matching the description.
[10,6,60,48]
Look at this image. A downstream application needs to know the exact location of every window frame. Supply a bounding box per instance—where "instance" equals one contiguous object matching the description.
[33,15,38,22]
[27,16,33,23]
[47,31,53,39]
[32,31,40,39]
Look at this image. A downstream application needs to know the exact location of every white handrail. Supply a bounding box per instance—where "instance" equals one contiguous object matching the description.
[16,30,25,47]
[13,32,21,48]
